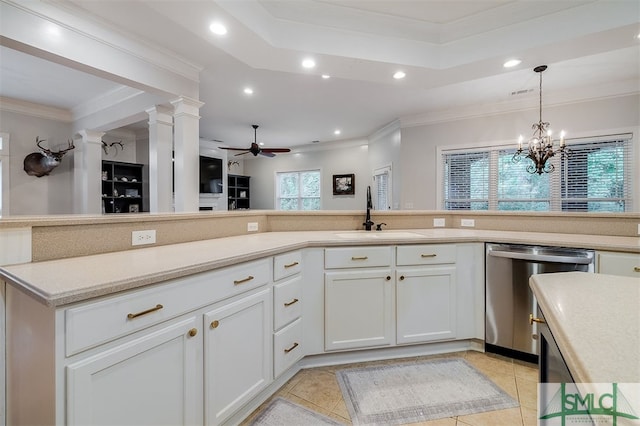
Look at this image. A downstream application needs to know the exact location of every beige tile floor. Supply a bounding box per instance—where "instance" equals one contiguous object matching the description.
[242,351,539,426]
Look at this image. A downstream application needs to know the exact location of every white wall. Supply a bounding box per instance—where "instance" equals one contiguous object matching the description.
[400,94,640,211]
[0,110,73,215]
[244,140,371,210]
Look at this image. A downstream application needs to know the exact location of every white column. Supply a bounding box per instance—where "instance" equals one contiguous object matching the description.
[171,96,204,212]
[73,129,104,214]
[146,105,174,213]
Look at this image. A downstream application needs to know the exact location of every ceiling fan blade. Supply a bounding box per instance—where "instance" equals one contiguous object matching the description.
[220,147,250,151]
[261,148,291,153]
[259,151,276,157]
[234,151,251,156]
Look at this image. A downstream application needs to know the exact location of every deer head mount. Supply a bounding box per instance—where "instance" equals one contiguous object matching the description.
[23,136,75,177]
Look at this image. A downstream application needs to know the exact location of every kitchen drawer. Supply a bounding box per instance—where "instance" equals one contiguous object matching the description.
[274,275,302,330]
[274,318,303,378]
[597,251,640,277]
[65,258,271,356]
[325,246,392,269]
[274,250,302,281]
[396,244,456,266]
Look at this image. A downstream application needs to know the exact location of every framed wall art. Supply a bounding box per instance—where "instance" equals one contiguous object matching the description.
[333,174,355,195]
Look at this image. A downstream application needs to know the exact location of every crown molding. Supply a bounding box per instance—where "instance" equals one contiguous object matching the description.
[0,96,72,122]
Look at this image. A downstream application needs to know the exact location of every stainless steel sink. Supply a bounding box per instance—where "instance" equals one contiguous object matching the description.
[334,231,424,239]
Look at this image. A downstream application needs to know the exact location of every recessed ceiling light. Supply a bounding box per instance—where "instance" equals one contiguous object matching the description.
[636,33,640,40]
[243,87,253,95]
[393,71,406,80]
[302,58,316,69]
[259,142,264,146]
[321,74,331,79]
[334,129,341,135]
[209,22,227,36]
[503,59,521,68]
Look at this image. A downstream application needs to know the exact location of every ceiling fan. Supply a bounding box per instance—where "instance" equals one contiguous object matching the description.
[220,125,291,157]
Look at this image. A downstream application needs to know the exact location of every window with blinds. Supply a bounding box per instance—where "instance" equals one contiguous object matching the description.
[373,166,391,210]
[441,134,632,212]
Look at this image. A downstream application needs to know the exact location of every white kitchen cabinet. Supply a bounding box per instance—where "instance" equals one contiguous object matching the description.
[396,266,456,344]
[597,251,640,277]
[204,288,272,426]
[325,268,394,351]
[66,315,203,426]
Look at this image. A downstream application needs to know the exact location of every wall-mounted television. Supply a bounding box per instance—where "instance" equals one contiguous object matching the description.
[199,155,223,194]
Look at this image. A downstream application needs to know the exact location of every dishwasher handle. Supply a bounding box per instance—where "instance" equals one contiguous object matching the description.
[488,249,593,265]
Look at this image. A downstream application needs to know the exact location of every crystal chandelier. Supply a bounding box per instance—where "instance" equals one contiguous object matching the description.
[512,65,569,174]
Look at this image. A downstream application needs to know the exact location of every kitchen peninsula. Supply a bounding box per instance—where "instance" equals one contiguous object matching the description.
[1,211,639,425]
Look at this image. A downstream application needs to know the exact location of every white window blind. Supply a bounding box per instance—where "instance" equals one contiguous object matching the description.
[276,170,321,210]
[373,166,391,210]
[441,134,633,212]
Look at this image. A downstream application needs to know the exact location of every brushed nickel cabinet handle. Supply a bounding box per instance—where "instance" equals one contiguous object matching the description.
[234,275,254,285]
[351,256,368,260]
[529,313,545,325]
[127,304,163,320]
[284,298,299,307]
[188,328,198,337]
[634,266,640,272]
[421,254,437,258]
[284,342,299,353]
[284,261,299,269]
[210,320,220,329]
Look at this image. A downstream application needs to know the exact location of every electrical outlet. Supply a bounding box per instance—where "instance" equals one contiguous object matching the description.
[405,202,414,209]
[433,218,446,227]
[637,224,640,235]
[247,222,259,232]
[461,219,475,227]
[132,230,156,246]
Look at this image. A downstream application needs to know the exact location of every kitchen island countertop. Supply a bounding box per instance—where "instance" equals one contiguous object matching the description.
[530,272,640,385]
[1,228,639,307]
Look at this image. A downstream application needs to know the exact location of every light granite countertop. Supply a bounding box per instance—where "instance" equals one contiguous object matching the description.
[530,272,640,385]
[1,229,639,307]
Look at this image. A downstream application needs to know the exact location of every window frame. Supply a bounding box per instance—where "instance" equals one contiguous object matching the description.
[437,132,634,213]
[373,164,392,210]
[275,169,321,211]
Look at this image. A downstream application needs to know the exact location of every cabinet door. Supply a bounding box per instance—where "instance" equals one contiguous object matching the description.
[66,316,202,426]
[204,289,272,425]
[396,266,457,344]
[598,251,640,277]
[325,269,394,351]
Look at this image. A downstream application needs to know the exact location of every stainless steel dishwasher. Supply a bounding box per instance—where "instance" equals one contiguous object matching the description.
[485,243,594,363]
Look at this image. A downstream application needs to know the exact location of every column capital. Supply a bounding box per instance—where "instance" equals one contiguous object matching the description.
[75,129,105,145]
[170,96,205,117]
[146,105,174,126]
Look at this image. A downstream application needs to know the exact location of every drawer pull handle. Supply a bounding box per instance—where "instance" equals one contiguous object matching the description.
[127,304,163,320]
[284,261,299,269]
[210,320,220,329]
[529,313,546,325]
[234,275,254,285]
[421,254,437,258]
[351,256,368,260]
[188,328,198,337]
[634,267,640,272]
[386,276,391,281]
[284,342,299,353]
[399,275,405,281]
[284,298,299,307]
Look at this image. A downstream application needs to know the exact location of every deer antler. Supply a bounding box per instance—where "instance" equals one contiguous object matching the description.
[57,139,75,154]
[36,136,51,155]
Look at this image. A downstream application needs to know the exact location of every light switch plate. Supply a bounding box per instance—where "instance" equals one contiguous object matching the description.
[637,223,640,235]
[247,222,259,232]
